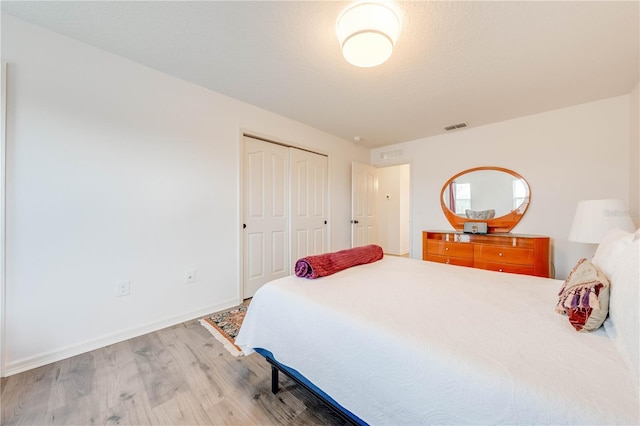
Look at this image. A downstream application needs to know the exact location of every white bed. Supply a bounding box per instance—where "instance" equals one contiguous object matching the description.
[236,256,639,425]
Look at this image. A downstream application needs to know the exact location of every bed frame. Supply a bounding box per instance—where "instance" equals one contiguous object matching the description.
[256,349,364,425]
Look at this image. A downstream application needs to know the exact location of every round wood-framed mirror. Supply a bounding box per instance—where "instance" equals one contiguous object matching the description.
[440,166,530,233]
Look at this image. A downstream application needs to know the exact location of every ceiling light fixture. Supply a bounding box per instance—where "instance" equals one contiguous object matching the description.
[336,2,400,68]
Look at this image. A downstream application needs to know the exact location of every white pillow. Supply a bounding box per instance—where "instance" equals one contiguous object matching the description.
[604,239,639,377]
[592,228,635,281]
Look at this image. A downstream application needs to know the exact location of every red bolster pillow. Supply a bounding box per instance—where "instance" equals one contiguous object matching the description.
[294,245,384,279]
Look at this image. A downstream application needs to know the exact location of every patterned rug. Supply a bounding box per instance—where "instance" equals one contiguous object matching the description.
[200,305,248,357]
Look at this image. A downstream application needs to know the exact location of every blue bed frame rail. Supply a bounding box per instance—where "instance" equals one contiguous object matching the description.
[255,348,367,426]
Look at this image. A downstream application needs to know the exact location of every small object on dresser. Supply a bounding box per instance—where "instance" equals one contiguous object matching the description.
[463,222,488,234]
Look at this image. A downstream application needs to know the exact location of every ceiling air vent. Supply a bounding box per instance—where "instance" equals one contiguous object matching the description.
[444,122,468,131]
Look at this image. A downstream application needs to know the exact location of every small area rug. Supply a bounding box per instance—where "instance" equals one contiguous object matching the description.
[200,305,248,357]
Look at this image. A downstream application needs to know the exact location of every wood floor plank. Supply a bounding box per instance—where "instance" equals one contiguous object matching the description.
[99,391,157,426]
[156,323,225,411]
[159,321,303,425]
[91,339,138,409]
[45,352,95,411]
[1,317,342,426]
[130,332,185,409]
[205,394,268,425]
[92,340,158,425]
[175,322,344,425]
[43,352,102,425]
[288,384,349,425]
[286,406,332,426]
[0,364,56,426]
[151,386,216,426]
[232,358,309,420]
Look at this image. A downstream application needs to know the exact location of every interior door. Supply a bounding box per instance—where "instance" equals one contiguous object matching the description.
[243,137,289,298]
[290,148,328,268]
[351,161,378,247]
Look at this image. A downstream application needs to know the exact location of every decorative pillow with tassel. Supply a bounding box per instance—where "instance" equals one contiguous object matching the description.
[556,258,610,332]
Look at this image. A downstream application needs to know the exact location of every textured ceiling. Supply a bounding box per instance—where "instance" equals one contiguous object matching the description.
[2,1,639,148]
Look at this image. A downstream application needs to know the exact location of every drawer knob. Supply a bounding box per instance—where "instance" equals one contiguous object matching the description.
[499,268,503,272]
[499,252,503,257]
[445,247,449,251]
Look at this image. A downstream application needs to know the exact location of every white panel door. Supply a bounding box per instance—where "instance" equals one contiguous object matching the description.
[243,137,289,298]
[290,148,328,268]
[352,161,378,247]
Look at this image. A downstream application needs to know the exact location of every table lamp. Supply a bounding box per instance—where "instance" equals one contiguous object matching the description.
[568,199,635,244]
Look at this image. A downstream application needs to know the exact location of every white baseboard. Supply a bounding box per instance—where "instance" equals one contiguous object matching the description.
[384,251,409,256]
[3,298,240,377]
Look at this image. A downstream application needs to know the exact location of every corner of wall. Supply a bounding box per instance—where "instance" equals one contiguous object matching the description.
[630,83,639,227]
[0,62,7,377]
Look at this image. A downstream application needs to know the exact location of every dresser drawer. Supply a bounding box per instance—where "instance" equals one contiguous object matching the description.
[474,260,534,276]
[423,231,550,278]
[426,240,474,258]
[474,244,534,265]
[426,254,474,268]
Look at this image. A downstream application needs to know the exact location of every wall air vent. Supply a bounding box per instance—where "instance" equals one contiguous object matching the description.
[444,122,468,131]
[379,149,403,160]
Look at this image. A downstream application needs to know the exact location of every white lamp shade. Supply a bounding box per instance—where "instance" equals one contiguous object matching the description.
[337,2,400,67]
[568,199,635,244]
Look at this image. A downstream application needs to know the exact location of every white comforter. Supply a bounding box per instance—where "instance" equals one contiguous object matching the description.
[235,256,639,425]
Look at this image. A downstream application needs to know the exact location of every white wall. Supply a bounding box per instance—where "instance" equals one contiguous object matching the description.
[630,83,639,227]
[376,164,410,255]
[1,15,369,375]
[372,95,631,280]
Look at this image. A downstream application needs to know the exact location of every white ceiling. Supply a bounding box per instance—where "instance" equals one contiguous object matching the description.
[2,1,639,148]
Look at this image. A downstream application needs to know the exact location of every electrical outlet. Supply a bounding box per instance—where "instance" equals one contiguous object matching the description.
[116,280,130,297]
[185,269,196,283]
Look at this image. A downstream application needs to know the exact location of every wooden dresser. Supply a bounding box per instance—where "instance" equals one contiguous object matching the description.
[422,231,550,278]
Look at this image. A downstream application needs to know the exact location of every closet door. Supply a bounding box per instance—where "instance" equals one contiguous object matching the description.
[290,148,328,268]
[243,137,289,298]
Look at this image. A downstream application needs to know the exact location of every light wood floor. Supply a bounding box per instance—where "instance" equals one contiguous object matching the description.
[1,318,346,425]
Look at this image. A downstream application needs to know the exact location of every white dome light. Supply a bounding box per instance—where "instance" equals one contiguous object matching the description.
[337,2,400,68]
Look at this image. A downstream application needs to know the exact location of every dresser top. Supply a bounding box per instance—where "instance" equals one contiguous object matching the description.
[425,230,549,239]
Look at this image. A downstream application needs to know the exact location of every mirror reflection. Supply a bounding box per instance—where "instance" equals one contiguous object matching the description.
[442,170,529,218]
